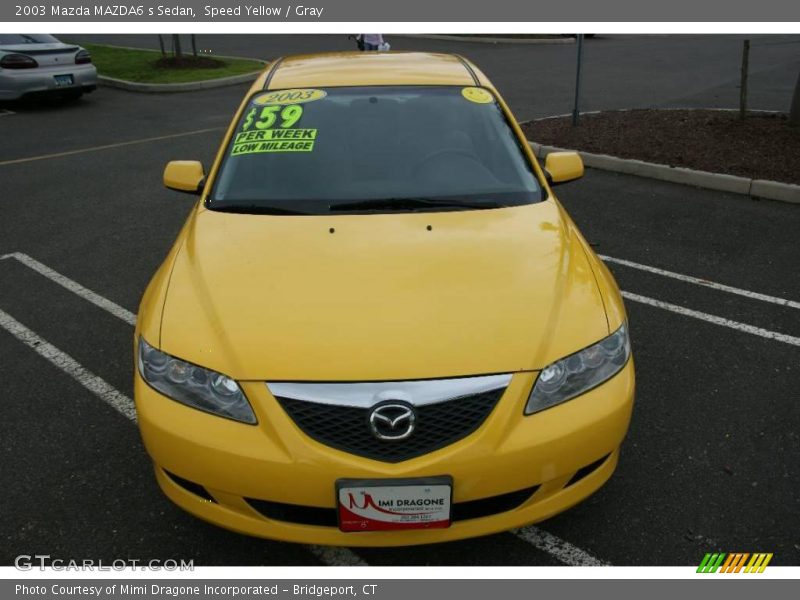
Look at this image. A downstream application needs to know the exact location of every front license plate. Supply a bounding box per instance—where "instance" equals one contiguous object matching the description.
[337,477,452,532]
[54,74,74,87]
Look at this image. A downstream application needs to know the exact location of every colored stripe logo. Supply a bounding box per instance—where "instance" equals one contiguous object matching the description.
[697,553,773,573]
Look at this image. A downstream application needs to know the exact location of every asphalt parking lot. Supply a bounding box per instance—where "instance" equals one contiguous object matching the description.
[1,38,799,568]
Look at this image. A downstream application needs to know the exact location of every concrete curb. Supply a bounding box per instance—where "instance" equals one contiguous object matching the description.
[399,34,575,45]
[750,179,800,204]
[98,70,262,93]
[528,141,800,204]
[520,107,784,125]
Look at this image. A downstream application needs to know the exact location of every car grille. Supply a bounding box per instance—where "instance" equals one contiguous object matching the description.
[274,388,505,462]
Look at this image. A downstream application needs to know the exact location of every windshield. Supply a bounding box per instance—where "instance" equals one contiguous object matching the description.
[209,86,543,214]
[0,34,59,45]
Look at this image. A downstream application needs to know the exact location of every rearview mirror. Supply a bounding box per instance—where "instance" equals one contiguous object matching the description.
[544,152,584,185]
[163,160,205,195]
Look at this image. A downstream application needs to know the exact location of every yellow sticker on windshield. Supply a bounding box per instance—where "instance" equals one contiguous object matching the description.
[243,104,304,131]
[231,128,317,156]
[254,88,327,105]
[233,102,318,155]
[461,87,493,104]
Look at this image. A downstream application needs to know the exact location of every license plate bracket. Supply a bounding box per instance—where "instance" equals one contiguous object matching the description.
[54,74,74,87]
[336,476,453,532]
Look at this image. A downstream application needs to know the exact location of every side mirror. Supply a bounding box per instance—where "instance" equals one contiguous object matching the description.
[544,152,584,185]
[163,160,205,195]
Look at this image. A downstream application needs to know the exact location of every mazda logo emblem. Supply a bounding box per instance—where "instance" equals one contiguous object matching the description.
[368,402,416,441]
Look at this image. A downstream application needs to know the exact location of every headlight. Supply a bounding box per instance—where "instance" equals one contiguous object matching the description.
[137,337,256,424]
[525,322,631,415]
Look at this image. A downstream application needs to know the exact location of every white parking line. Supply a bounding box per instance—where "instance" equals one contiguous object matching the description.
[306,545,369,567]
[602,255,800,310]
[0,252,137,325]
[0,109,15,116]
[623,291,800,347]
[0,127,224,167]
[0,306,367,567]
[513,526,608,566]
[0,251,607,566]
[0,308,138,422]
[5,250,798,350]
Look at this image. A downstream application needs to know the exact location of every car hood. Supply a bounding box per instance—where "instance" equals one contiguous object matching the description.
[159,202,609,381]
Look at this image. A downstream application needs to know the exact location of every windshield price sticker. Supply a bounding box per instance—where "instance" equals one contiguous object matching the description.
[231,129,318,155]
[254,88,327,105]
[233,102,317,155]
[337,481,452,532]
[244,104,304,131]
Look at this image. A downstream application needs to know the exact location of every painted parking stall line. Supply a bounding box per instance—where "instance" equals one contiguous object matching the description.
[6,250,799,349]
[8,244,793,561]
[0,308,365,567]
[306,545,369,567]
[0,126,225,167]
[0,308,138,422]
[622,291,800,347]
[513,526,608,566]
[0,251,608,567]
[602,254,800,310]
[0,109,14,116]
[1,252,137,325]
[0,254,373,567]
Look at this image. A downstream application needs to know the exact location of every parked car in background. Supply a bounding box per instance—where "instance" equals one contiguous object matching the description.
[0,34,97,101]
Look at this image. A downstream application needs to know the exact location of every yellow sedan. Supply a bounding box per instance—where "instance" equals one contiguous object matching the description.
[134,51,634,546]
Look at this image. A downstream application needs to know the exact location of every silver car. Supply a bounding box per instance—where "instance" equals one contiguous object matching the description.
[0,34,97,101]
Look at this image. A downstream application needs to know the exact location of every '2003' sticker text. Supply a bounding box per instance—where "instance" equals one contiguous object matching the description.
[253,88,327,105]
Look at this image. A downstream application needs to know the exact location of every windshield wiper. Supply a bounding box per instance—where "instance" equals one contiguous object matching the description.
[211,204,310,215]
[329,197,504,212]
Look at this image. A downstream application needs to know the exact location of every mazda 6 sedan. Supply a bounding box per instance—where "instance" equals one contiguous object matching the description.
[0,34,97,101]
[135,51,635,546]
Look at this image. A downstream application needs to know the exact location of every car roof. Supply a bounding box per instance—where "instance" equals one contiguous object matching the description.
[253,52,491,91]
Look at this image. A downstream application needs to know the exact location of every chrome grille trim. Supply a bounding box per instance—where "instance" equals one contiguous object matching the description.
[266,374,512,408]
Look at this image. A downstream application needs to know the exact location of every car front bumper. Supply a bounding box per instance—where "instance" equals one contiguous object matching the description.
[0,63,97,100]
[135,361,635,546]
